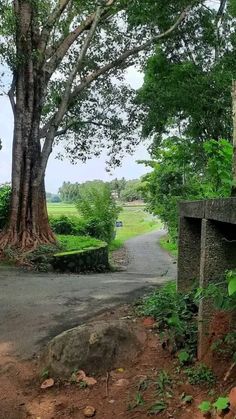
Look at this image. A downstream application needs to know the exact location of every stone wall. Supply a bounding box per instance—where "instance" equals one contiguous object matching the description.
[178,198,236,360]
[52,244,109,273]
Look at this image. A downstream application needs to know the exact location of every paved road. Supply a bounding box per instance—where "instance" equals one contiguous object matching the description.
[0,229,176,359]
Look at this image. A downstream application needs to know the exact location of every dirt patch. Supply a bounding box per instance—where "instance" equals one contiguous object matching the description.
[0,306,235,419]
[110,247,129,271]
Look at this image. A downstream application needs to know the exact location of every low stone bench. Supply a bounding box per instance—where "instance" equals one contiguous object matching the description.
[177,198,236,359]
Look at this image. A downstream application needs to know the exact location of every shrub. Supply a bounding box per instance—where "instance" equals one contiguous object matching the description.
[137,282,198,355]
[49,215,87,236]
[0,184,11,229]
[76,184,121,244]
[185,364,215,387]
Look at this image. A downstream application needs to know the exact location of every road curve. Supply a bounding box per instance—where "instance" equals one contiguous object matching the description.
[0,229,176,358]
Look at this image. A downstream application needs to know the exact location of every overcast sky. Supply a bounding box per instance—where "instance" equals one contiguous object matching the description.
[0,67,151,193]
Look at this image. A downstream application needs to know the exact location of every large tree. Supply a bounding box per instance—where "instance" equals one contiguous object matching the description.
[0,0,197,249]
[136,0,236,193]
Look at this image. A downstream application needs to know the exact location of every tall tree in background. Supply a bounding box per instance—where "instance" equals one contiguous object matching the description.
[136,0,235,153]
[0,0,195,249]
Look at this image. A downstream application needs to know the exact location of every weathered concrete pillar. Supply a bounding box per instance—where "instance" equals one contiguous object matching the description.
[177,217,202,292]
[198,219,236,360]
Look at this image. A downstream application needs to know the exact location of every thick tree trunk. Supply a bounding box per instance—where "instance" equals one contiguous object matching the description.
[0,128,56,250]
[232,80,236,196]
[0,1,55,250]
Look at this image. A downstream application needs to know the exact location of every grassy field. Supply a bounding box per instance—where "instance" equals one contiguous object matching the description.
[47,203,162,249]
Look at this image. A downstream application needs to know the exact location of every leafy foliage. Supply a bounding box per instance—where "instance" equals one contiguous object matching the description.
[198,400,212,414]
[49,215,87,236]
[227,270,236,296]
[76,183,121,244]
[136,3,236,145]
[140,138,233,240]
[185,364,215,387]
[0,184,11,229]
[137,282,198,355]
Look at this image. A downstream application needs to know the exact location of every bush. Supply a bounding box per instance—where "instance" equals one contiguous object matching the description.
[76,184,121,244]
[49,215,87,235]
[0,184,11,229]
[137,282,198,355]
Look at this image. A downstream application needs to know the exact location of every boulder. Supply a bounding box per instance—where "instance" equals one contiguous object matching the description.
[41,320,146,377]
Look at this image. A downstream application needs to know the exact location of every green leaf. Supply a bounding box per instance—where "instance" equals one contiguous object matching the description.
[178,351,190,364]
[148,400,167,414]
[182,395,193,404]
[228,277,236,296]
[198,401,212,413]
[212,397,229,412]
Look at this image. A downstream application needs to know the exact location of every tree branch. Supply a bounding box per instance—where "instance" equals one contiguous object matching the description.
[39,0,71,54]
[44,0,117,77]
[39,6,103,180]
[40,4,191,142]
[8,73,16,116]
[55,119,112,137]
[70,5,191,101]
[217,0,227,18]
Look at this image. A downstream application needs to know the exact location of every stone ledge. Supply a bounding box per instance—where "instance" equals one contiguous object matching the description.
[179,198,236,224]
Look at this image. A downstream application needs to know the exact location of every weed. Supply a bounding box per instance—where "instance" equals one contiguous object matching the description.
[185,364,215,387]
[198,397,230,415]
[148,400,167,414]
[137,377,151,391]
[137,282,198,356]
[178,350,191,365]
[128,392,145,410]
[79,381,87,389]
[198,400,212,414]
[156,370,172,395]
[180,393,193,404]
[40,369,50,379]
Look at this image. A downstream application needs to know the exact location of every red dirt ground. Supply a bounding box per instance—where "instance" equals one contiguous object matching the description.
[0,305,236,419]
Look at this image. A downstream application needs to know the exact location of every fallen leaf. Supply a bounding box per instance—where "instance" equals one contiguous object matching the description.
[40,378,54,389]
[83,376,97,387]
[83,406,96,417]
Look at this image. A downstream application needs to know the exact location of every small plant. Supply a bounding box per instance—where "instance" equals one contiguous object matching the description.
[185,364,215,387]
[178,350,191,365]
[156,370,172,395]
[128,392,145,410]
[137,282,198,356]
[180,393,193,404]
[213,397,230,412]
[41,368,50,380]
[137,377,151,391]
[227,270,236,296]
[148,400,167,414]
[79,381,87,389]
[198,397,230,415]
[198,400,212,414]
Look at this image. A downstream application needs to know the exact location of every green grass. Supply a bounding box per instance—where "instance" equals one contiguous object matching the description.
[110,207,161,250]
[47,203,79,216]
[159,235,178,258]
[57,235,105,252]
[47,203,162,251]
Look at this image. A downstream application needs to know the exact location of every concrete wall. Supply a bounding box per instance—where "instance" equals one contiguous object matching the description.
[52,245,109,273]
[178,198,236,360]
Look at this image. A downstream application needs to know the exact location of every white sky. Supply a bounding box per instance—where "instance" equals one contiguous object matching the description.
[0,68,151,193]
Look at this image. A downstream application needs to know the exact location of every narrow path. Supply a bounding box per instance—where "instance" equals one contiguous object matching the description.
[0,230,176,359]
[125,229,176,277]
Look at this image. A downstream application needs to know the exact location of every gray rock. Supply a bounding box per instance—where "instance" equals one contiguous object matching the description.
[41,320,146,377]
